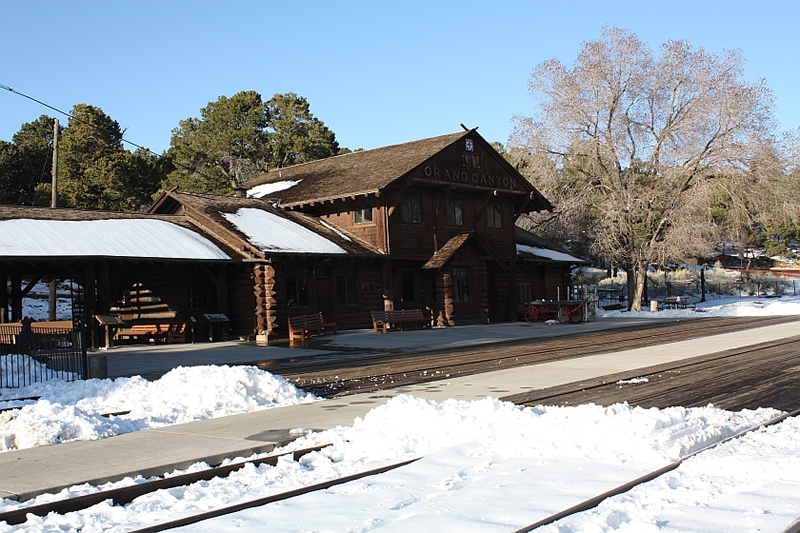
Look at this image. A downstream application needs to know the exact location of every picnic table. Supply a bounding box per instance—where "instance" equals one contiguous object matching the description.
[656,296,698,310]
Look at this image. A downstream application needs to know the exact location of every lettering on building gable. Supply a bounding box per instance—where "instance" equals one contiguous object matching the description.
[423,165,518,190]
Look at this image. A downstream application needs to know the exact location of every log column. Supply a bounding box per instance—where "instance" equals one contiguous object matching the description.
[10,271,22,322]
[435,271,455,327]
[253,264,277,336]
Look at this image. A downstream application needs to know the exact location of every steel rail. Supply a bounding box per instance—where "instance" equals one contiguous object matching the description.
[508,335,800,407]
[0,445,329,526]
[129,457,422,533]
[512,407,800,532]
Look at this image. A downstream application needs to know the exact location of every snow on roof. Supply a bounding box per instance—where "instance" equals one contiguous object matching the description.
[222,208,347,254]
[0,219,230,260]
[516,243,585,263]
[247,180,302,199]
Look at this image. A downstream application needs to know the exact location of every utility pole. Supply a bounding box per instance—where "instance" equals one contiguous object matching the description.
[51,118,58,208]
[49,118,59,320]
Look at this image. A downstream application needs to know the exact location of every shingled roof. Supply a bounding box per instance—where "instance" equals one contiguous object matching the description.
[243,131,469,206]
[151,191,382,257]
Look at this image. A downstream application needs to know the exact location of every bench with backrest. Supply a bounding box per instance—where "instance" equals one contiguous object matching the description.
[115,323,187,344]
[371,309,429,333]
[287,312,337,347]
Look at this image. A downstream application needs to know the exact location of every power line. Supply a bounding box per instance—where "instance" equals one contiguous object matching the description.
[1,83,155,156]
[1,83,222,187]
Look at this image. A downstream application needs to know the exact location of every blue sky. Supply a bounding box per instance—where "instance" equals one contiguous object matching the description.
[2,1,798,155]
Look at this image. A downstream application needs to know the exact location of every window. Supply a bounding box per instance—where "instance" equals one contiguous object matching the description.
[188,284,212,310]
[487,201,502,228]
[287,268,309,307]
[453,267,470,303]
[353,197,373,224]
[519,282,532,304]
[446,198,463,226]
[336,268,357,305]
[402,194,422,224]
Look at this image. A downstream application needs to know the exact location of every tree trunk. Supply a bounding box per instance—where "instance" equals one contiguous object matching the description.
[631,263,648,311]
[625,265,636,311]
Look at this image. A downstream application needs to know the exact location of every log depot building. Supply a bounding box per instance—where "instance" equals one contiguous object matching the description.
[0,129,585,346]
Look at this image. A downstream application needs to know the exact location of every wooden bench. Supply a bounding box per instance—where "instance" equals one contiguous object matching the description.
[371,309,429,333]
[287,312,337,347]
[114,323,187,344]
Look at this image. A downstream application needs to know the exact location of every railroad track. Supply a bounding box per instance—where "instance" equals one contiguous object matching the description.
[4,408,796,531]
[2,316,798,530]
[276,316,799,398]
[504,334,800,412]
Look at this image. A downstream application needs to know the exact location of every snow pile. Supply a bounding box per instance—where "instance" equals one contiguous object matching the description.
[0,397,790,532]
[300,396,776,466]
[0,354,79,388]
[0,365,317,452]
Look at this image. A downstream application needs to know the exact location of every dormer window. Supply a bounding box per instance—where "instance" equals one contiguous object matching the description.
[353,197,373,224]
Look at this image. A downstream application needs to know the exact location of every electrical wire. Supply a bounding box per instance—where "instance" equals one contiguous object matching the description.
[1,83,155,156]
[0,83,222,189]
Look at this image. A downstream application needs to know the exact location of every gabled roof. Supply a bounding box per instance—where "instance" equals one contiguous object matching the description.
[0,206,230,261]
[422,233,472,269]
[422,231,507,271]
[242,130,553,213]
[150,191,382,258]
[243,131,468,206]
[515,227,587,264]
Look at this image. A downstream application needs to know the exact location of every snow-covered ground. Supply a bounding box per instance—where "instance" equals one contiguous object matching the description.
[0,365,317,452]
[1,296,799,531]
[601,294,800,319]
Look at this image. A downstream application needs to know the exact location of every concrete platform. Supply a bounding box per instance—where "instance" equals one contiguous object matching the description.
[103,317,667,378]
[1,319,799,502]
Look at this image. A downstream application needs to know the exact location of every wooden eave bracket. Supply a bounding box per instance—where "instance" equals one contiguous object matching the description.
[387,181,410,217]
[436,186,456,215]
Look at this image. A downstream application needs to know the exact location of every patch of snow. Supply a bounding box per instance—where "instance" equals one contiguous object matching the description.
[517,244,584,263]
[617,377,649,384]
[0,219,230,260]
[222,208,347,254]
[247,180,302,199]
[319,220,352,241]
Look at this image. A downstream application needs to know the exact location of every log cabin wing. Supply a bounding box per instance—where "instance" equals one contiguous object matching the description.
[0,206,237,346]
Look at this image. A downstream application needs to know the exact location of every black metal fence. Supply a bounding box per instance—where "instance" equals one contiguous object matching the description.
[597,277,799,310]
[0,319,87,388]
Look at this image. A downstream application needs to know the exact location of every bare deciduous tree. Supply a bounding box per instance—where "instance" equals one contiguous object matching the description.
[511,26,779,310]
